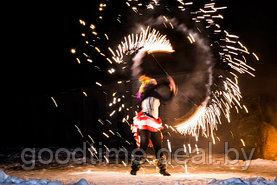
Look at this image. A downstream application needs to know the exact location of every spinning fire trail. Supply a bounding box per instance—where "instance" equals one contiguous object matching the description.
[71,0,259,156]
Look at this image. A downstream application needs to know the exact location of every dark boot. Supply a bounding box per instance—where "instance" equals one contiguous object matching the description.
[156,158,171,176]
[130,158,141,175]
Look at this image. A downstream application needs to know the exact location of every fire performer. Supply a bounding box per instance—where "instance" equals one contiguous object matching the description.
[130,74,178,176]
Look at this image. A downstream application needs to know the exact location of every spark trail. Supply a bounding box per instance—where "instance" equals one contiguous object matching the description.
[73,0,258,145]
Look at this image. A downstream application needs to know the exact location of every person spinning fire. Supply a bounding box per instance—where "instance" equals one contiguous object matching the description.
[130,75,178,176]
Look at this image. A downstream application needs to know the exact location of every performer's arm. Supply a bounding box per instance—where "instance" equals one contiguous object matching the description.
[153,77,177,102]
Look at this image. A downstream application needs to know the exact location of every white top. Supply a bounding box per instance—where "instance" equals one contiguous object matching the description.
[141,96,160,119]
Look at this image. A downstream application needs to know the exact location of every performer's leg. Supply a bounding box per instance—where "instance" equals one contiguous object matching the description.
[151,131,171,176]
[138,129,150,153]
[130,130,150,175]
[150,131,162,159]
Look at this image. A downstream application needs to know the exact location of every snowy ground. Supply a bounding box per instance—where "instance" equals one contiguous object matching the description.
[1,169,277,185]
[1,155,277,185]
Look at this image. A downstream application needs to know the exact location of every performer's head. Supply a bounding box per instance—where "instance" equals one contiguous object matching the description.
[136,75,157,100]
[138,75,157,85]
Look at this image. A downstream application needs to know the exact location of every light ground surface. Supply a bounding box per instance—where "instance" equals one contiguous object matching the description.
[2,157,277,184]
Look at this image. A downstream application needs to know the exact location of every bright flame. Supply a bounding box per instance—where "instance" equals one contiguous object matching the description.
[104,8,257,142]
[176,105,208,141]
[108,26,174,64]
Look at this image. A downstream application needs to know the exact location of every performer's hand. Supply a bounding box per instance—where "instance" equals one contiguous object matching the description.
[167,76,178,95]
[151,78,158,85]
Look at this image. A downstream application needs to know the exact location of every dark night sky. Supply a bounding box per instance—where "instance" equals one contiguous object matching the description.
[4,0,277,148]
[13,0,277,93]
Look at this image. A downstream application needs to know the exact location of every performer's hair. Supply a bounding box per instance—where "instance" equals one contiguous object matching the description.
[136,75,155,100]
[138,75,152,82]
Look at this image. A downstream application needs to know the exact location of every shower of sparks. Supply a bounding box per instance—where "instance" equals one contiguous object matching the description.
[70,48,76,54]
[107,26,174,64]
[50,96,58,107]
[184,162,188,174]
[103,132,110,138]
[95,82,102,87]
[188,143,192,153]
[167,139,172,153]
[195,144,199,154]
[122,160,127,167]
[240,138,246,147]
[72,0,259,156]
[183,144,187,154]
[102,2,257,142]
[82,91,88,97]
[75,125,84,138]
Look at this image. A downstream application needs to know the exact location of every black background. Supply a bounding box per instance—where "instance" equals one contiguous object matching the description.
[3,0,277,148]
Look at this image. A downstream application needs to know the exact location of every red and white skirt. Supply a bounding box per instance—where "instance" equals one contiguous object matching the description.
[132,111,164,148]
